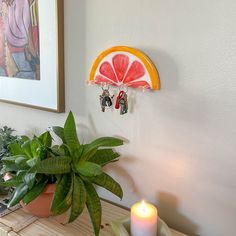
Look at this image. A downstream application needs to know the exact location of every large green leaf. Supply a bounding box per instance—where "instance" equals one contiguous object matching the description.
[85,182,102,236]
[15,156,27,165]
[76,162,102,177]
[16,170,28,179]
[15,156,28,169]
[82,137,123,161]
[61,144,72,156]
[50,145,65,156]
[9,143,24,155]
[35,156,71,174]
[2,155,23,162]
[52,126,66,143]
[87,137,123,150]
[30,138,40,157]
[68,175,86,223]
[38,147,47,160]
[92,173,123,199]
[51,175,73,215]
[21,136,30,142]
[71,145,84,166]
[2,156,28,172]
[8,183,28,207]
[51,174,72,215]
[80,144,97,162]
[89,149,120,166]
[21,140,33,159]
[0,178,22,187]
[64,111,80,148]
[38,131,52,147]
[24,173,36,189]
[27,157,40,168]
[23,180,47,205]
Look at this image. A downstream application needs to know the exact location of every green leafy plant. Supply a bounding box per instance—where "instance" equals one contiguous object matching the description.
[1,112,124,236]
[0,126,22,194]
[0,131,54,201]
[0,126,21,160]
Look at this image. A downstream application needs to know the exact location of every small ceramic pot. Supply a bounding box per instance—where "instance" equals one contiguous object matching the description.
[20,184,56,218]
[3,172,12,181]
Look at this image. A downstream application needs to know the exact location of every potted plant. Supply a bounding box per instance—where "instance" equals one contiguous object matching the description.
[1,112,124,236]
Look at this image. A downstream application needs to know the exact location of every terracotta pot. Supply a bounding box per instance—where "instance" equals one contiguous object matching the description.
[20,184,56,218]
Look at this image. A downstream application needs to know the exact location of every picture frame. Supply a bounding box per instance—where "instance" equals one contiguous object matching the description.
[0,0,65,113]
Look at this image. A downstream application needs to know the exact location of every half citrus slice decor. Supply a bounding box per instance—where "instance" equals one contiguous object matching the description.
[89,46,160,90]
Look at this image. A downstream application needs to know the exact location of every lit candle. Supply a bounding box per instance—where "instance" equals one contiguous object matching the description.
[131,200,158,236]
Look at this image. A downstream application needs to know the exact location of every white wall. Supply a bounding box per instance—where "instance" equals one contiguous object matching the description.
[0,0,236,235]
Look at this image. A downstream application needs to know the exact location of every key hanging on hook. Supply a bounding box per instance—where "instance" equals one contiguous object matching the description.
[99,83,114,112]
[115,86,128,115]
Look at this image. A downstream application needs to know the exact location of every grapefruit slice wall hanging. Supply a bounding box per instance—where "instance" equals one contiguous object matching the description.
[89,46,160,90]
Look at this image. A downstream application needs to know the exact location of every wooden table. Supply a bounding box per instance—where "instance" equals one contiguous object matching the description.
[0,200,188,236]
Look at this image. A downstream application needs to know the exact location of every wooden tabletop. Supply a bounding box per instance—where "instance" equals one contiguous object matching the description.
[0,200,188,236]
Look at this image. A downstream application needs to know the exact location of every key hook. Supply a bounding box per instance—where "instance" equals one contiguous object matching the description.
[119,85,128,93]
[101,82,110,91]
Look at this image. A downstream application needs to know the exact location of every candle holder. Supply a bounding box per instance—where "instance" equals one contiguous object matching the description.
[110,217,173,236]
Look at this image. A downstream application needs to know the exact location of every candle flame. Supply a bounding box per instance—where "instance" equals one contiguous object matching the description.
[140,200,147,213]
[141,200,146,207]
[132,200,158,220]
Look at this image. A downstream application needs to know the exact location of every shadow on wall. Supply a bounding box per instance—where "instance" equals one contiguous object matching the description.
[75,113,99,143]
[157,192,199,236]
[107,160,139,192]
[104,155,141,199]
[140,48,208,124]
[64,0,87,115]
[139,48,180,91]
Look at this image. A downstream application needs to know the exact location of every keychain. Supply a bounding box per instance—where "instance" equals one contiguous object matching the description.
[99,86,114,112]
[115,90,128,115]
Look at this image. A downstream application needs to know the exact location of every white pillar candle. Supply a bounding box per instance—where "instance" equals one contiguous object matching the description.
[131,200,158,236]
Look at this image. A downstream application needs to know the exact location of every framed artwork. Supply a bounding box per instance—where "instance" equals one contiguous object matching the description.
[0,0,64,112]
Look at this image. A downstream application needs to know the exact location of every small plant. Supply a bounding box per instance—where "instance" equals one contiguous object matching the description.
[0,126,20,160]
[1,112,124,236]
[0,126,21,194]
